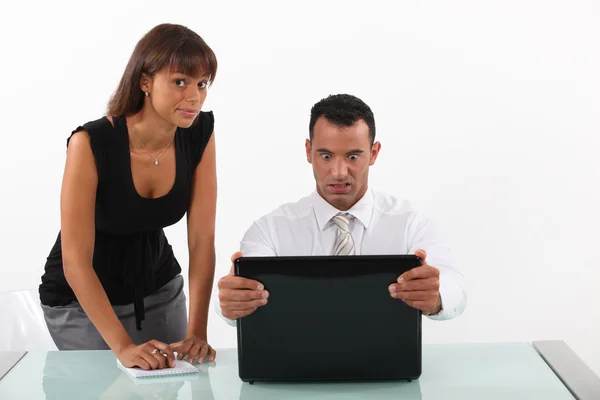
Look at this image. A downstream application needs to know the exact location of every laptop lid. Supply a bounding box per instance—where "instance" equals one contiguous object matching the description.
[234,255,422,383]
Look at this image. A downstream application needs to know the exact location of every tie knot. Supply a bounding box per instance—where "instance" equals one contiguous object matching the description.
[332,213,353,232]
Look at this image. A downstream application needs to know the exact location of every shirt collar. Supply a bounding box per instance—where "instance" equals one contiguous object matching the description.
[312,188,374,231]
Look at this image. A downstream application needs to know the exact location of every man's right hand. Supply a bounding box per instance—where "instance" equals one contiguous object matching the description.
[218,251,269,319]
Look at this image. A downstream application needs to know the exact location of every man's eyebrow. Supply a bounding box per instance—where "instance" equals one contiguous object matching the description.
[315,148,364,155]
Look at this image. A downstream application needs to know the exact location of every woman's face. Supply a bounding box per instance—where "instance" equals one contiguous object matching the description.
[141,67,210,128]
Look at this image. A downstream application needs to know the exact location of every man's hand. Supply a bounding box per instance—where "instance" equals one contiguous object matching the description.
[218,251,269,319]
[388,249,442,315]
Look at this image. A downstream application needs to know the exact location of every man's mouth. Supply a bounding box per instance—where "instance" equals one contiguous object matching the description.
[327,183,352,193]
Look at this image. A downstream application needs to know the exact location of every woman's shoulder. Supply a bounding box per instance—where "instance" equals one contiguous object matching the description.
[181,111,214,135]
[179,111,214,145]
[82,115,121,133]
[179,111,214,167]
[70,115,118,137]
[198,110,214,124]
[67,115,120,150]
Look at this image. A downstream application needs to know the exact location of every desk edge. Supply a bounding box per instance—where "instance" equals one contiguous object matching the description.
[0,351,28,381]
[533,340,600,400]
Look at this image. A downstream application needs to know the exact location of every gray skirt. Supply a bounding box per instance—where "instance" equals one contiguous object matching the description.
[42,275,188,350]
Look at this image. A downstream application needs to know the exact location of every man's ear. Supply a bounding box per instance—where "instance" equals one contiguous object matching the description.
[305,139,313,164]
[369,141,381,166]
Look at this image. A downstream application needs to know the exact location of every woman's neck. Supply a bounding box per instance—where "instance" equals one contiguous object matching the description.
[127,107,177,151]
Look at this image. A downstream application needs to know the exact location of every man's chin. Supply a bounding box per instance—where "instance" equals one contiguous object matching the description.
[324,194,354,211]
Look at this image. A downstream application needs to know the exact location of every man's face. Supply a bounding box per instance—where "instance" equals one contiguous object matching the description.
[306,116,381,211]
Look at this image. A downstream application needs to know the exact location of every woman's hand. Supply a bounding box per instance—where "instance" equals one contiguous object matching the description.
[170,335,216,363]
[116,340,176,370]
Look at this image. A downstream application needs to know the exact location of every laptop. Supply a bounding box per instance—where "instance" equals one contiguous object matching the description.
[234,255,422,383]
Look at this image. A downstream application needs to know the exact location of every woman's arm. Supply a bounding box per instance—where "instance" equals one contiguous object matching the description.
[61,128,176,369]
[178,132,217,361]
[60,129,133,352]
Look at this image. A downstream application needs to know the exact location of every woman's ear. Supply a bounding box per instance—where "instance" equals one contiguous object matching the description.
[140,73,151,93]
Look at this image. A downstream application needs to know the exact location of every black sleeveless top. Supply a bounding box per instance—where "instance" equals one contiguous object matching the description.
[39,112,214,330]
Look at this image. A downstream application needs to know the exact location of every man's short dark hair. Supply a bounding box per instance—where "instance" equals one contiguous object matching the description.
[309,94,376,145]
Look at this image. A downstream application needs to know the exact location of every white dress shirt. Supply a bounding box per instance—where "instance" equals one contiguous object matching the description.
[217,188,467,325]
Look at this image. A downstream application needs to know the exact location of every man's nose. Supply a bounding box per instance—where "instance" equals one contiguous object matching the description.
[331,159,348,178]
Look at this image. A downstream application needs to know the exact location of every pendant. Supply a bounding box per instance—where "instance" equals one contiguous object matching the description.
[154,158,159,166]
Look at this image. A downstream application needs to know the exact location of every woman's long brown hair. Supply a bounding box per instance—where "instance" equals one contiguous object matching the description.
[107,23,217,117]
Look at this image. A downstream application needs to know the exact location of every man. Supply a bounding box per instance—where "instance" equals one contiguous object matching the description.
[217,94,466,324]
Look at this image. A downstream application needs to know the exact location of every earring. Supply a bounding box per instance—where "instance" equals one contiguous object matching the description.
[144,92,149,97]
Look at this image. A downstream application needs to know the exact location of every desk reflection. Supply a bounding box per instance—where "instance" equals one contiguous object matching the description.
[42,351,216,400]
[238,379,422,400]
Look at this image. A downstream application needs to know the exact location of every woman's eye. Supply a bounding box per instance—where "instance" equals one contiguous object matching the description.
[198,81,208,89]
[175,79,185,87]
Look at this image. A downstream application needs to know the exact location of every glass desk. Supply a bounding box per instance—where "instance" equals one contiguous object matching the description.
[0,352,27,381]
[0,342,595,399]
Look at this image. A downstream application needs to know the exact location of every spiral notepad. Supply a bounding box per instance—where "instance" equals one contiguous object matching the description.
[117,357,199,379]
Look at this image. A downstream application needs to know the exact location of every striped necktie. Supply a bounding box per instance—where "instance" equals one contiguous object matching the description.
[332,213,355,255]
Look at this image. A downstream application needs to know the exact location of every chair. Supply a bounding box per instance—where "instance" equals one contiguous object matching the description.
[0,289,57,351]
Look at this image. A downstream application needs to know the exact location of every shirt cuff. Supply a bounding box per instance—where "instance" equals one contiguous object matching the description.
[426,275,466,321]
[222,314,237,327]
[213,292,238,327]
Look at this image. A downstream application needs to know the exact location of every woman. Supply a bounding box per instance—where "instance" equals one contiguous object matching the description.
[39,23,218,370]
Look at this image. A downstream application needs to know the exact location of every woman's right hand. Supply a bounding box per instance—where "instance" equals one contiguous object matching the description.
[116,340,176,370]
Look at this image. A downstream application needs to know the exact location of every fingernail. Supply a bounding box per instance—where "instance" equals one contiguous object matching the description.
[261,298,268,304]
[257,284,264,290]
[397,277,404,283]
[262,291,269,298]
[388,285,396,292]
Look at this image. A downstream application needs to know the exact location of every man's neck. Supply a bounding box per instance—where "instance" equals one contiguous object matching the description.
[315,185,369,211]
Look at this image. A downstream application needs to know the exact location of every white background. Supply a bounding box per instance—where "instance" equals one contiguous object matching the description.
[0,0,598,377]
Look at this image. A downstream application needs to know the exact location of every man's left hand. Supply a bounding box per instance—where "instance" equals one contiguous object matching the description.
[388,249,441,315]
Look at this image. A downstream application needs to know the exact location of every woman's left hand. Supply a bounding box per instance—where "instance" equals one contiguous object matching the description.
[170,335,216,363]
